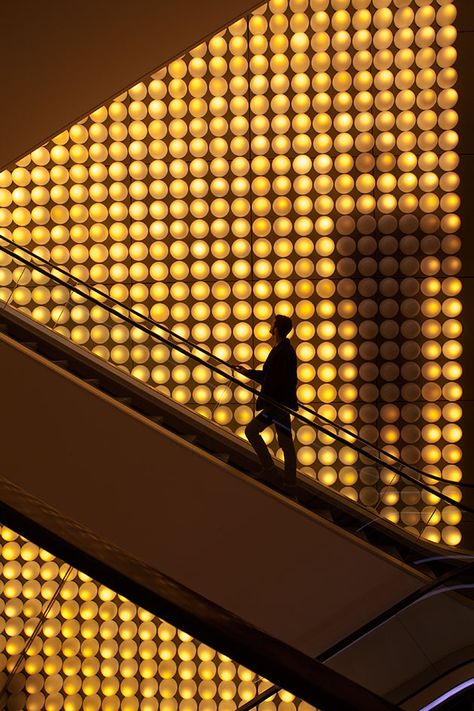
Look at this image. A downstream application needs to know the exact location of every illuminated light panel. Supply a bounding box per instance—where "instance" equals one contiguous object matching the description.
[0,523,316,711]
[0,0,462,545]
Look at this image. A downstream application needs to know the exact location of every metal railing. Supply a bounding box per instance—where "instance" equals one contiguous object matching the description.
[1,235,472,523]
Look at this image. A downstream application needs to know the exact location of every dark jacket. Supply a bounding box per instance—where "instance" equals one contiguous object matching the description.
[247,338,298,411]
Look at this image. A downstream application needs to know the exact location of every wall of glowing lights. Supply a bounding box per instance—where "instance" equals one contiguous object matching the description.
[0,0,463,545]
[0,523,313,711]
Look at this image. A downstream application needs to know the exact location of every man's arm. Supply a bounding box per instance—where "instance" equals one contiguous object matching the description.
[234,365,264,384]
[245,368,264,384]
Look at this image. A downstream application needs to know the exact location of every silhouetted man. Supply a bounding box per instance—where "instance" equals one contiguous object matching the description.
[235,314,298,498]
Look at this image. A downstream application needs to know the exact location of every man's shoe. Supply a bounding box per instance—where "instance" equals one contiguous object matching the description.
[281,482,298,501]
[254,466,280,485]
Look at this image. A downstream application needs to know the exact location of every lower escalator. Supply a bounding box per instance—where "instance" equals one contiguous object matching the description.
[327,561,474,708]
[0,519,400,711]
[243,563,474,710]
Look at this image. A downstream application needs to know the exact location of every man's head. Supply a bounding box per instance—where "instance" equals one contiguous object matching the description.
[271,314,293,340]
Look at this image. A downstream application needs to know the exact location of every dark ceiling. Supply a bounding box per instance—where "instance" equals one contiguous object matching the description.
[0,0,260,170]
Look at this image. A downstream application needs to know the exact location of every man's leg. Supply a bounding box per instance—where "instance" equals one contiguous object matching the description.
[274,411,297,489]
[245,410,277,476]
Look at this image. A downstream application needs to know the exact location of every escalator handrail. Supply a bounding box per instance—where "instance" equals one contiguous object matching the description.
[237,559,474,711]
[1,238,473,515]
[1,235,469,491]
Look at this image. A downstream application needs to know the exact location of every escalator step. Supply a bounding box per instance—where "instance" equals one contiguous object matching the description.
[0,322,7,333]
[346,527,370,543]
[417,565,438,579]
[150,415,165,426]
[53,359,69,369]
[21,341,38,351]
[215,452,230,464]
[115,396,132,406]
[377,544,404,561]
[183,434,198,444]
[84,378,100,387]
[313,509,334,524]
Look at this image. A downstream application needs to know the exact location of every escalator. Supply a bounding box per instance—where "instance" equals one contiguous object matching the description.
[238,563,474,710]
[0,236,473,708]
[327,562,474,707]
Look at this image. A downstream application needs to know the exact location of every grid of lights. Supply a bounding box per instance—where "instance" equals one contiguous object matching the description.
[0,0,462,545]
[0,524,313,711]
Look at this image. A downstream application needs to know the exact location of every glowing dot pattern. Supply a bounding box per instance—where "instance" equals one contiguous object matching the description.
[0,524,316,711]
[0,0,462,545]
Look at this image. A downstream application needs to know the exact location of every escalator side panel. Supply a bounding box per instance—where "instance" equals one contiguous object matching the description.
[1,332,425,658]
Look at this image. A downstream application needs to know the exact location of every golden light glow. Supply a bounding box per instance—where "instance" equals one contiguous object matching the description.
[0,524,314,711]
[0,0,461,543]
